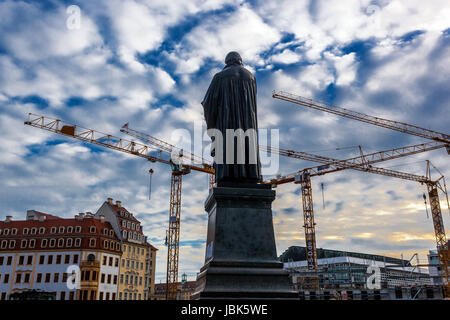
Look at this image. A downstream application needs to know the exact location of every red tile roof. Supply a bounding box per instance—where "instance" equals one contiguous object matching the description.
[0,213,121,253]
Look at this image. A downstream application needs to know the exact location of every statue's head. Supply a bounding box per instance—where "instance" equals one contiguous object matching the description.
[225,51,242,66]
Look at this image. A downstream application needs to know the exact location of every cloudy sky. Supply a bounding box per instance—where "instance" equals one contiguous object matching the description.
[0,0,449,282]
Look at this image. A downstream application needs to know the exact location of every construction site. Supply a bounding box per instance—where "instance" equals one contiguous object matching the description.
[22,90,450,300]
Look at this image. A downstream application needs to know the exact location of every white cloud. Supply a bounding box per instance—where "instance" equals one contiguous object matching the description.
[169,5,281,75]
[270,49,301,64]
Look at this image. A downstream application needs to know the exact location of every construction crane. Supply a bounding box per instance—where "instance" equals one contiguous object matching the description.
[271,91,450,296]
[264,146,449,295]
[24,113,214,300]
[120,124,214,300]
[272,91,450,145]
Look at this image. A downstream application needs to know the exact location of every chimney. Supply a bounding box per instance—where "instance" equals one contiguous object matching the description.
[5,216,12,223]
[99,214,105,223]
[107,198,113,205]
[116,201,121,207]
[38,215,46,222]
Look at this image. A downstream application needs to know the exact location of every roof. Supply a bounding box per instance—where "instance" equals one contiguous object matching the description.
[279,246,412,267]
[0,212,121,253]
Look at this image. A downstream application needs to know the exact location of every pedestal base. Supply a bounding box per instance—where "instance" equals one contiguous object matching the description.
[192,185,297,300]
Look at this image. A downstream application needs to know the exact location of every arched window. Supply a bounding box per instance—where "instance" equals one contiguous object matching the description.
[67,226,73,233]
[123,230,127,239]
[58,238,64,247]
[29,239,36,248]
[90,226,96,233]
[39,227,45,234]
[87,254,95,262]
[67,238,73,247]
[41,239,48,248]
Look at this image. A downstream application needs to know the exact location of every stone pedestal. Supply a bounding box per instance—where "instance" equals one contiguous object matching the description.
[191,184,297,299]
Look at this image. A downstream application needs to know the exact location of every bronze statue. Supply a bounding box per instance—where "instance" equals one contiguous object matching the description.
[202,51,261,183]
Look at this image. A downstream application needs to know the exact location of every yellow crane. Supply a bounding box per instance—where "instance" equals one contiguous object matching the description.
[272,91,450,296]
[24,113,214,300]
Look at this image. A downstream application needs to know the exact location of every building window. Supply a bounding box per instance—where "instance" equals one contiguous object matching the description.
[119,292,122,300]
[39,255,45,264]
[7,256,12,265]
[67,226,73,233]
[103,256,107,265]
[39,227,45,234]
[9,240,16,249]
[109,230,114,236]
[23,228,29,235]
[99,292,103,300]
[50,227,57,233]
[56,255,62,264]
[26,255,33,265]
[11,228,18,235]
[67,238,73,247]
[104,240,109,249]
[112,293,116,300]
[106,292,110,300]
[49,239,56,247]
[113,275,117,285]
[122,221,126,227]
[69,292,74,300]
[30,228,37,235]
[75,226,81,233]
[36,273,42,283]
[60,291,66,300]
[0,257,3,265]
[89,226,96,233]
[115,258,119,267]
[54,273,59,283]
[16,273,22,284]
[120,274,123,284]
[62,273,68,283]
[24,273,30,284]
[109,257,113,266]
[3,229,9,236]
[58,238,64,247]
[29,239,36,248]
[1,240,7,249]
[101,274,105,283]
[3,274,9,284]
[18,256,25,265]
[45,273,51,283]
[65,255,70,264]
[123,230,127,239]
[47,255,53,264]
[59,226,65,233]
[89,238,96,247]
[75,238,81,247]
[107,274,111,284]
[41,239,48,248]
[73,255,79,264]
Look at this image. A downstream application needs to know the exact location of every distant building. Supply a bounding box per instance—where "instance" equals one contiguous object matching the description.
[427,240,450,286]
[151,280,197,300]
[0,210,122,300]
[95,198,157,300]
[280,246,441,300]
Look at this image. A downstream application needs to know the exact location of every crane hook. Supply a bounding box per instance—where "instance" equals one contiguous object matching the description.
[148,168,154,201]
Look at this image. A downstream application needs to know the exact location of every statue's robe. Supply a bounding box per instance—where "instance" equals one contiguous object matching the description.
[202,62,262,183]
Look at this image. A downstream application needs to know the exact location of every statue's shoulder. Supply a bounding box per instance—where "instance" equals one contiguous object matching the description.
[216,65,254,81]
